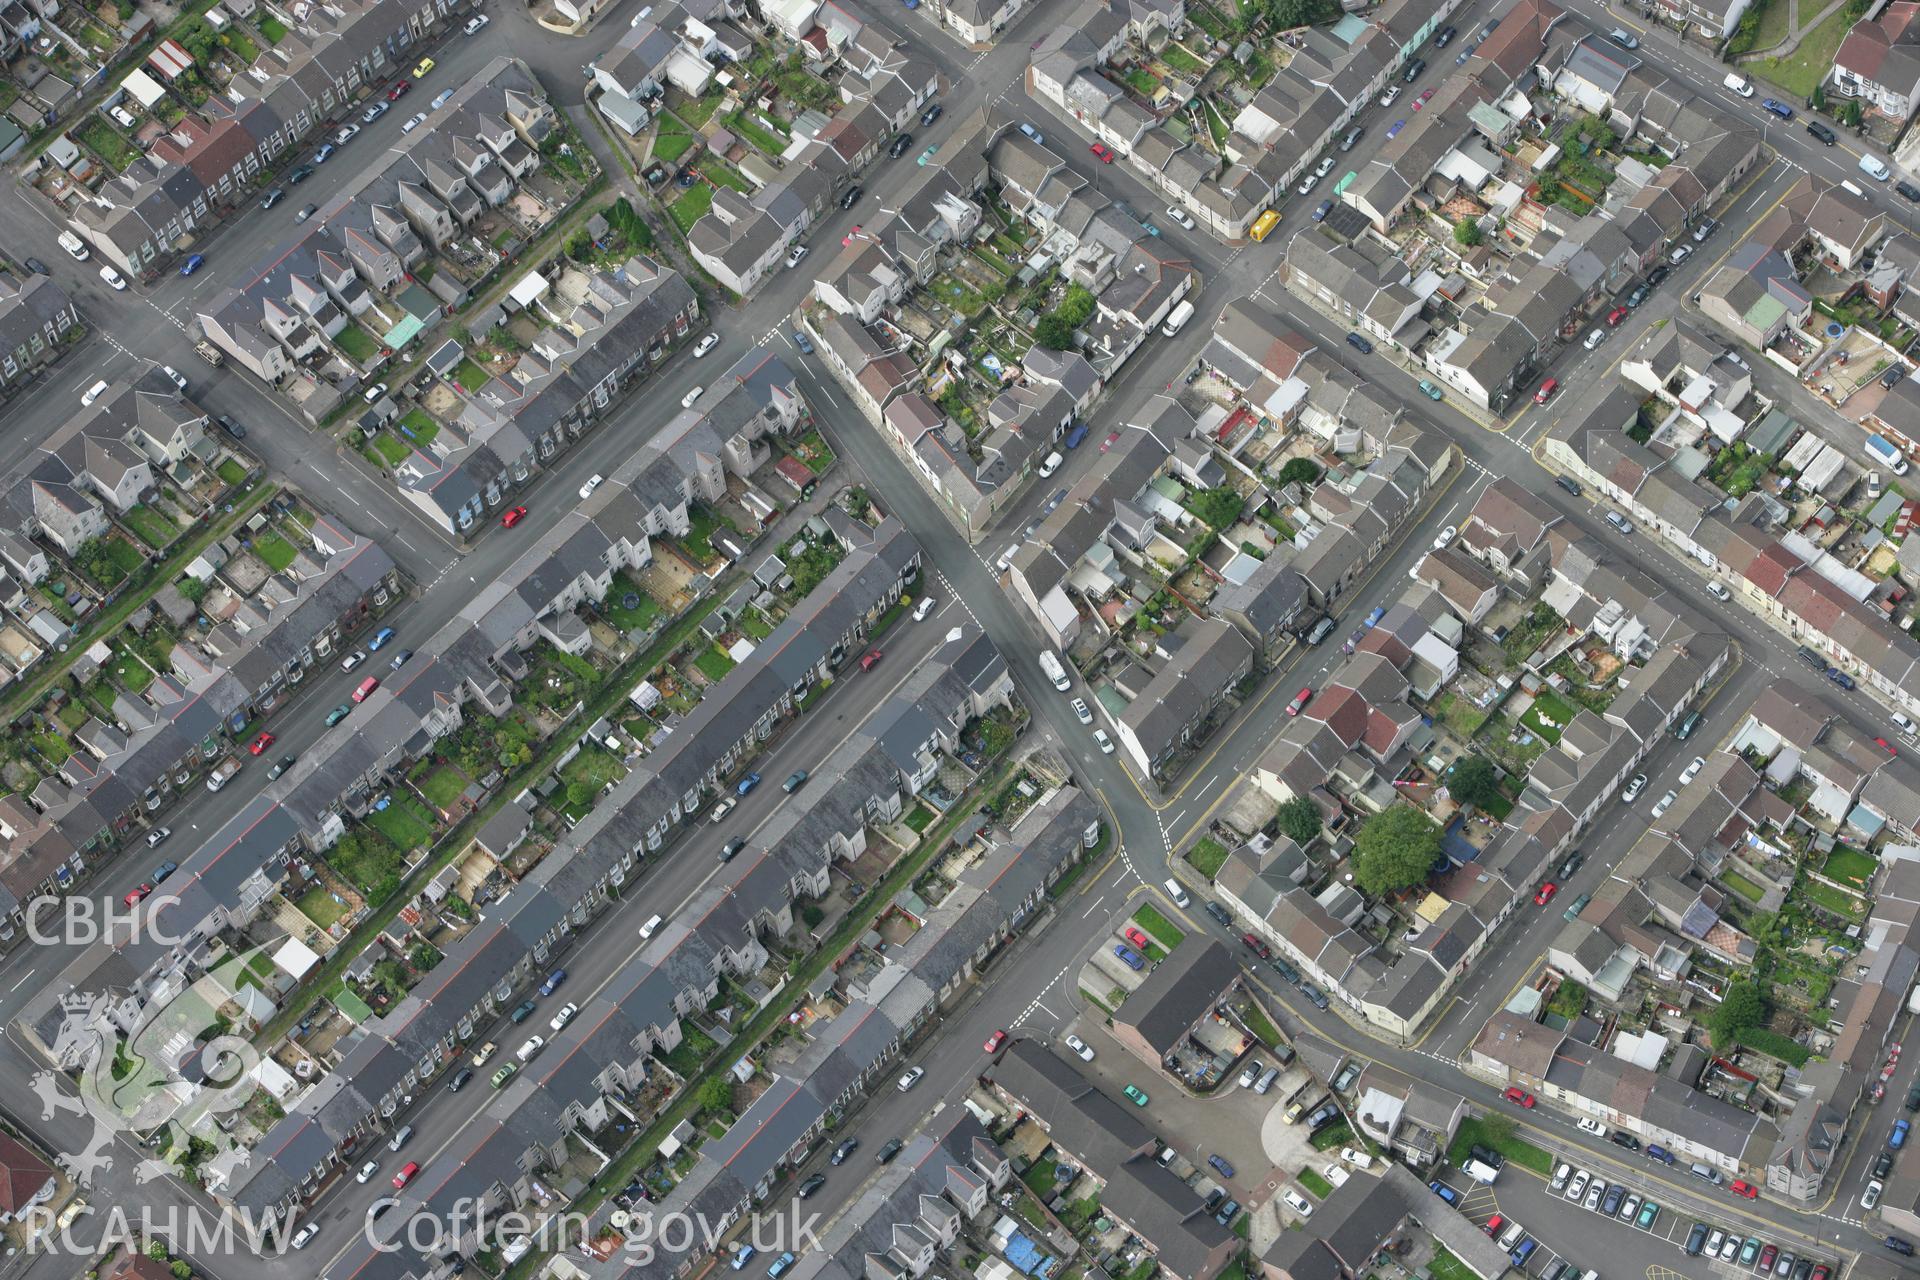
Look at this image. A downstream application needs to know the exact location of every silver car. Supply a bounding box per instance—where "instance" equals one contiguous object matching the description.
[1583,1181,1604,1211]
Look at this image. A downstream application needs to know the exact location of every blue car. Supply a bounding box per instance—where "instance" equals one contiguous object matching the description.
[180,253,205,276]
[368,626,396,651]
[1312,199,1333,222]
[1429,1180,1459,1204]
[1829,667,1855,689]
[1113,944,1144,970]
[1386,118,1406,138]
[1512,1240,1537,1267]
[1762,98,1794,119]
[1894,1119,1911,1150]
[1208,1154,1235,1178]
[737,771,762,796]
[538,968,567,996]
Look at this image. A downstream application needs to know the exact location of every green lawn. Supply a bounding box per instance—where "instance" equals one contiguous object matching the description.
[253,532,297,572]
[740,608,773,640]
[1519,690,1576,744]
[1297,1169,1334,1199]
[1162,45,1209,76]
[606,577,664,632]
[335,323,378,363]
[1123,67,1161,97]
[453,357,491,392]
[367,797,438,852]
[1722,869,1765,903]
[295,885,350,929]
[705,162,752,194]
[75,116,136,169]
[104,538,147,579]
[1750,5,1852,96]
[1188,836,1230,878]
[122,505,180,549]
[257,14,288,42]
[1133,903,1185,950]
[398,408,440,449]
[1821,846,1877,889]
[669,183,714,233]
[694,646,736,681]
[1429,1247,1480,1280]
[369,433,411,468]
[1447,1117,1553,1175]
[417,766,466,809]
[681,506,727,560]
[1798,877,1866,918]
[654,117,696,165]
[725,111,788,156]
[1240,1002,1281,1049]
[110,645,156,693]
[905,804,935,833]
[217,458,250,486]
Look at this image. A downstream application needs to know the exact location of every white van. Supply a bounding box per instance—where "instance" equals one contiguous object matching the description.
[1861,154,1893,182]
[995,545,1017,574]
[1161,299,1195,337]
[57,230,89,261]
[1038,649,1072,692]
[1164,878,1191,908]
[1723,72,1753,97]
[1038,451,1063,478]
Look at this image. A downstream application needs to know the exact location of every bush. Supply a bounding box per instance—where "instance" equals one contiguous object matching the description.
[1352,806,1441,898]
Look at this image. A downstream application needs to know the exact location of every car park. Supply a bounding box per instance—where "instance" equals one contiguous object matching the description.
[1565,1170,1589,1201]
[1636,1200,1660,1229]
[1601,1184,1625,1215]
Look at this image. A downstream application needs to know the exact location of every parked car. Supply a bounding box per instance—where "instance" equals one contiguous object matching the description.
[1503,1086,1535,1108]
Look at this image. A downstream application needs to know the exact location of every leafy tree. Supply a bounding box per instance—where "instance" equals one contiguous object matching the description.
[179,576,208,603]
[409,943,442,972]
[696,1076,733,1113]
[1840,99,1864,128]
[1057,284,1097,328]
[1352,806,1442,898]
[172,1262,193,1280]
[1448,755,1504,810]
[1259,0,1338,26]
[1707,980,1768,1049]
[1189,486,1245,529]
[566,780,594,810]
[1033,313,1076,351]
[1275,796,1321,846]
[1275,457,1323,489]
[1454,218,1483,247]
[1811,84,1828,111]
[148,1241,170,1261]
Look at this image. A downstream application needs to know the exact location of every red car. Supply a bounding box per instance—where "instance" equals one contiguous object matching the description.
[1606,306,1629,326]
[1412,87,1436,110]
[983,1030,1008,1054]
[1759,1247,1778,1272]
[859,649,883,671]
[122,883,154,908]
[1879,737,1899,755]
[1730,1179,1759,1199]
[1503,1086,1536,1108]
[1241,932,1272,959]
[1090,142,1113,163]
[387,80,411,101]
[392,1161,419,1190]
[1286,687,1313,716]
[1101,431,1121,452]
[1483,1214,1504,1238]
[1534,882,1558,906]
[501,505,528,528]
[249,731,275,755]
[1124,926,1150,949]
[1534,377,1559,405]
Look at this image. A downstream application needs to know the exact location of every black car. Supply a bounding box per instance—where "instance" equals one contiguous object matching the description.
[1875,1151,1896,1178]
[1792,1260,1813,1280]
[1886,366,1906,390]
[288,164,315,184]
[1897,180,1920,203]
[1558,850,1584,879]
[390,649,414,669]
[1204,901,1233,927]
[1300,984,1330,1009]
[261,188,286,210]
[296,203,320,223]
[215,414,245,439]
[1610,1132,1642,1151]
[888,132,913,158]
[797,1173,827,1199]
[839,186,863,210]
[1555,475,1581,496]
[919,102,943,127]
[830,1138,859,1165]
[267,754,297,780]
[1345,332,1374,355]
[1888,1237,1916,1257]
[1797,645,1828,671]
[1403,56,1425,82]
[1469,1144,1505,1169]
[449,1067,474,1092]
[23,257,49,276]
[1434,24,1457,46]
[1626,285,1649,308]
[720,837,746,862]
[1807,120,1837,145]
[876,1138,904,1164]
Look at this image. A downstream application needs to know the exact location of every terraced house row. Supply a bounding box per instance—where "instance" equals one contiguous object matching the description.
[274,635,1098,1280]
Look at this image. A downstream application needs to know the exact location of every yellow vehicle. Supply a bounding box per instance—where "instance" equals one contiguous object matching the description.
[1250,210,1281,242]
[56,1199,87,1230]
[412,57,435,77]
